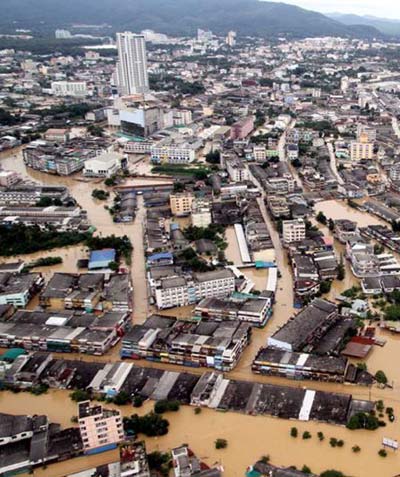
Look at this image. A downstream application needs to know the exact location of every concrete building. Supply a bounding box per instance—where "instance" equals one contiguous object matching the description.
[253,145,266,162]
[226,31,236,47]
[0,272,44,308]
[194,295,272,327]
[51,81,87,97]
[170,192,194,217]
[230,117,254,140]
[0,170,19,187]
[191,198,212,227]
[226,157,249,183]
[55,29,72,38]
[44,128,70,143]
[350,137,374,161]
[78,401,124,452]
[83,151,123,177]
[150,138,202,164]
[151,269,236,309]
[282,219,306,244]
[116,32,149,96]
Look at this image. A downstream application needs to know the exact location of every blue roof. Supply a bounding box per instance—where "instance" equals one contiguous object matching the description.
[89,249,116,263]
[148,252,173,261]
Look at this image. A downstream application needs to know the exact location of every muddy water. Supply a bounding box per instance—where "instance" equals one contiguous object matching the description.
[0,150,149,323]
[2,389,400,477]
[314,200,385,227]
[2,152,400,477]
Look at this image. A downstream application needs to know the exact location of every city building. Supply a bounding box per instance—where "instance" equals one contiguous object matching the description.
[268,299,338,352]
[350,137,374,161]
[78,401,124,453]
[151,269,236,309]
[193,295,272,327]
[83,151,124,177]
[0,272,44,308]
[191,198,212,227]
[150,138,202,164]
[230,117,254,140]
[121,314,251,371]
[226,157,249,182]
[51,81,88,97]
[172,445,223,477]
[282,219,306,244]
[170,192,194,217]
[116,32,149,96]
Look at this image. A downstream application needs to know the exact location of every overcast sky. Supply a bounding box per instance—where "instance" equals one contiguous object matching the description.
[272,0,400,19]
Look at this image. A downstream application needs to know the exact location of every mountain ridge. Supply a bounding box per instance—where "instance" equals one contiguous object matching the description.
[0,0,382,39]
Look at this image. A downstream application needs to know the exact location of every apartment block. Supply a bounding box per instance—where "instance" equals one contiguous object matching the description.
[282,219,306,244]
[170,192,194,217]
[78,401,124,453]
[151,269,236,309]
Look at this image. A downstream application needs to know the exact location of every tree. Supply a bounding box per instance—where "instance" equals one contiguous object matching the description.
[378,449,387,457]
[290,427,298,438]
[346,412,380,430]
[113,390,130,405]
[70,390,91,402]
[302,431,312,440]
[87,124,104,137]
[320,281,332,294]
[316,211,327,225]
[215,438,228,449]
[317,431,325,441]
[123,412,169,437]
[375,370,388,385]
[352,445,361,453]
[320,471,345,477]
[147,451,171,477]
[205,150,221,165]
[133,396,144,407]
[301,465,312,474]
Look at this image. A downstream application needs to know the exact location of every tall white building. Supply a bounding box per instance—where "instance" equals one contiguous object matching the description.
[116,32,149,96]
[282,219,306,244]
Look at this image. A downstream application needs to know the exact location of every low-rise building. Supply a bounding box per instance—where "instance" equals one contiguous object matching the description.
[193,295,272,327]
[0,272,44,308]
[121,314,251,371]
[151,269,236,309]
[83,151,124,177]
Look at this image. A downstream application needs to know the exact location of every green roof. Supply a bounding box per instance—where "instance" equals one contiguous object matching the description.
[0,348,26,361]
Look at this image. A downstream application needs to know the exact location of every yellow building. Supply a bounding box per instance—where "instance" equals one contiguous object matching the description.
[170,192,194,217]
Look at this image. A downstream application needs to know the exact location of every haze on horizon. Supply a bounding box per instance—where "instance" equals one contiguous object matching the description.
[266,0,400,20]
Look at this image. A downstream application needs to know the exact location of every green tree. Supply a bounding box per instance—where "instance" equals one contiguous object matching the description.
[290,427,298,438]
[215,438,228,449]
[375,370,388,385]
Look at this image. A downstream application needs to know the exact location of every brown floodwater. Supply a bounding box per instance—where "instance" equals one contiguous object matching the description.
[314,200,385,228]
[2,389,400,477]
[2,152,400,477]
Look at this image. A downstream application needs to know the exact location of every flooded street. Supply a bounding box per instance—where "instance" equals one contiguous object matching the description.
[1,151,400,477]
[1,389,400,477]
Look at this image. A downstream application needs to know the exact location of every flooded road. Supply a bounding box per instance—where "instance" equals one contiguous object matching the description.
[0,149,149,322]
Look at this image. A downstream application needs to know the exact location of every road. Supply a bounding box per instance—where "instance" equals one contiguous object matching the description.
[327,141,344,186]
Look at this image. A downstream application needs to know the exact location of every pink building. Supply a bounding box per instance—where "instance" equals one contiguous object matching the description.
[78,401,124,452]
[230,116,254,140]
